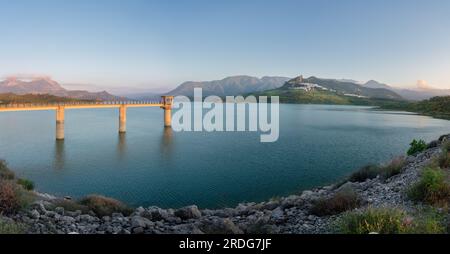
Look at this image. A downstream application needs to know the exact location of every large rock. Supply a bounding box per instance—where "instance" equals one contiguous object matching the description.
[174,205,202,220]
[270,207,286,223]
[29,209,40,220]
[131,216,153,228]
[143,207,173,222]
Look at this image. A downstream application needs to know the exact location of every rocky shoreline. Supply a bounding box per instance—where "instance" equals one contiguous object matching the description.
[2,135,448,234]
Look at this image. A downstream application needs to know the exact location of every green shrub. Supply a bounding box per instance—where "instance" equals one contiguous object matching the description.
[17,179,34,191]
[335,207,445,234]
[408,167,450,206]
[78,195,132,217]
[0,218,25,234]
[407,139,427,156]
[311,188,361,216]
[348,165,380,182]
[0,160,15,180]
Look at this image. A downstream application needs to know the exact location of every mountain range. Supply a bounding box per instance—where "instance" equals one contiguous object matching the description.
[167,75,290,97]
[0,77,123,101]
[166,75,448,101]
[2,75,448,102]
[358,80,450,101]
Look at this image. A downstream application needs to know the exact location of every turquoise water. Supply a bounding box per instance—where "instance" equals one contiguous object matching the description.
[0,104,449,208]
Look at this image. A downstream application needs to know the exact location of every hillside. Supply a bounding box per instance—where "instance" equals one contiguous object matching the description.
[253,75,404,104]
[168,75,290,97]
[0,77,123,101]
[383,96,450,120]
[296,76,402,99]
[254,78,450,120]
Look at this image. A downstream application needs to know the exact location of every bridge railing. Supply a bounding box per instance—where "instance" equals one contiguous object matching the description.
[0,100,164,108]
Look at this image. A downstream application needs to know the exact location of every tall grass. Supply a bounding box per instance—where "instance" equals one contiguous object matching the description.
[335,207,446,234]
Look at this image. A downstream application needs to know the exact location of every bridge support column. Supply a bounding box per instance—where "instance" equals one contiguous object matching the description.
[164,108,172,127]
[119,105,127,133]
[161,96,174,127]
[56,106,65,140]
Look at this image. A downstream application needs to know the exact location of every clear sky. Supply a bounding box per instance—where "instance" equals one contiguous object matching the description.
[1,0,450,92]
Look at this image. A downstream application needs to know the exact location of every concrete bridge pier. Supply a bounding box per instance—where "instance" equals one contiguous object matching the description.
[56,106,65,140]
[119,105,127,133]
[164,108,172,127]
[161,96,174,127]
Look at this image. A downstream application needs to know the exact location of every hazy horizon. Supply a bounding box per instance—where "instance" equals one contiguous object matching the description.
[1,0,450,92]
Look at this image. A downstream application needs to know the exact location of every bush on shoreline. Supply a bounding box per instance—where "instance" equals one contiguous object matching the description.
[407,139,427,156]
[49,199,90,214]
[348,157,406,183]
[408,167,450,207]
[311,187,361,216]
[79,195,133,217]
[379,157,406,179]
[0,161,36,215]
[0,181,21,215]
[348,165,380,182]
[0,160,15,180]
[17,179,34,191]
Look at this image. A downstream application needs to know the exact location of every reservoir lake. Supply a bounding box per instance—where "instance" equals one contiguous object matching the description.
[1,104,450,208]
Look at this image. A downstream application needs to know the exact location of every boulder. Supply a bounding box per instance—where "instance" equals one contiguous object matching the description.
[143,207,173,222]
[131,216,153,228]
[174,205,202,220]
[29,209,40,220]
[270,207,285,223]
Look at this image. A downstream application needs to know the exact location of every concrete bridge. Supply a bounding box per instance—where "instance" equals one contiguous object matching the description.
[0,96,174,140]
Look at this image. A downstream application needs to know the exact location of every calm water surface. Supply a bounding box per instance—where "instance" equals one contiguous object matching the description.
[1,104,449,208]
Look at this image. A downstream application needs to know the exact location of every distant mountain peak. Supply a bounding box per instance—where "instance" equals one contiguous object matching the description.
[168,75,290,97]
[0,76,122,101]
[363,80,391,89]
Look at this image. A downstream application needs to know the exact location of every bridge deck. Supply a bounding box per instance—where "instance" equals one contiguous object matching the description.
[0,101,164,112]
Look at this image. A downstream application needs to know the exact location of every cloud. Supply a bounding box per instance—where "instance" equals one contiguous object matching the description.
[416,80,434,90]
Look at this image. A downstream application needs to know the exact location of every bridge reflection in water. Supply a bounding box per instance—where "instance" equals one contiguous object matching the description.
[53,139,66,171]
[117,132,127,161]
[0,96,174,140]
[51,126,175,171]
